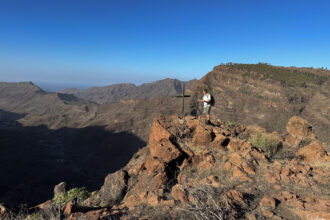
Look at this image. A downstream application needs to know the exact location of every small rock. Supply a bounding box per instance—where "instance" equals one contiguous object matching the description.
[0,203,6,214]
[100,170,128,207]
[245,213,257,220]
[54,182,66,196]
[147,195,161,206]
[260,196,276,209]
[64,202,73,215]
[171,184,188,203]
[262,210,274,218]
[192,125,214,146]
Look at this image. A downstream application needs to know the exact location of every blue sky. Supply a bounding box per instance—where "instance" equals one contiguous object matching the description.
[0,0,329,89]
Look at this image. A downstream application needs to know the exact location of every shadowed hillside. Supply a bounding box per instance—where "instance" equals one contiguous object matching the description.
[0,110,145,206]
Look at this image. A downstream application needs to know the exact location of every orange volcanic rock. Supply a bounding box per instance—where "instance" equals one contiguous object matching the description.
[227,138,251,152]
[226,190,246,208]
[286,116,316,139]
[63,202,74,215]
[148,119,182,163]
[260,196,276,209]
[192,124,215,146]
[20,115,329,219]
[296,140,329,164]
[171,184,188,203]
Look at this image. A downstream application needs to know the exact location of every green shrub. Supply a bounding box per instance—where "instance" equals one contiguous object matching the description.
[223,120,236,128]
[248,134,279,157]
[53,187,91,207]
[184,166,198,177]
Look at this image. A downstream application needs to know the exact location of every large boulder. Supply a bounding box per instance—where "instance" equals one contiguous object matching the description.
[148,119,182,163]
[227,138,251,152]
[192,125,214,146]
[100,170,128,207]
[286,116,316,139]
[296,141,329,164]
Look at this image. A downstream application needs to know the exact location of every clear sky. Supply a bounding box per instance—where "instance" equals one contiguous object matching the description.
[0,0,329,89]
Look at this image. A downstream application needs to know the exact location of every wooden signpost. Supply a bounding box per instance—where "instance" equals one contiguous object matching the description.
[174,84,191,116]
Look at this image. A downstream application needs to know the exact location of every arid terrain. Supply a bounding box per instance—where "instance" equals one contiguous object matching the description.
[1,115,329,219]
[60,78,196,105]
[0,63,329,219]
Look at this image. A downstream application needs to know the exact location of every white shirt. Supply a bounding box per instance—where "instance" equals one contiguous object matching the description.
[203,93,211,107]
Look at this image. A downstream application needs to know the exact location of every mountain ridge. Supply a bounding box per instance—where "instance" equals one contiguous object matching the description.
[59,78,197,104]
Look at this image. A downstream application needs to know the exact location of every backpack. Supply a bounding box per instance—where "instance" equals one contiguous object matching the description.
[210,95,215,106]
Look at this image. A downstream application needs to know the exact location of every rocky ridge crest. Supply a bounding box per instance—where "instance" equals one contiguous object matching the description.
[3,115,328,220]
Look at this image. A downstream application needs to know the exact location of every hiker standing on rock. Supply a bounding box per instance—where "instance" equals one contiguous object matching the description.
[198,89,212,123]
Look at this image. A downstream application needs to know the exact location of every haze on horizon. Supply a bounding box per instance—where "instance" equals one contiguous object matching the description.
[1,0,329,90]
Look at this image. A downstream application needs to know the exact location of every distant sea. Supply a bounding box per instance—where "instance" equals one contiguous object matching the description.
[35,82,92,92]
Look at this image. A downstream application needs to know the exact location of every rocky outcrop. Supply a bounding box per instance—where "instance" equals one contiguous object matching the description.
[286,116,316,139]
[284,116,316,147]
[100,170,129,207]
[8,115,330,219]
[296,140,329,164]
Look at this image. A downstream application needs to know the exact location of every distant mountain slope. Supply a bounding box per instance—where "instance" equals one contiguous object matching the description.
[60,78,196,104]
[187,63,330,144]
[0,82,98,129]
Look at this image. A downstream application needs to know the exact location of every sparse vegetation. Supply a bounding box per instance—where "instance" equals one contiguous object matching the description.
[53,187,91,207]
[179,185,231,220]
[248,134,279,157]
[29,212,42,219]
[224,63,328,87]
[223,120,237,128]
[183,166,198,177]
[132,152,139,159]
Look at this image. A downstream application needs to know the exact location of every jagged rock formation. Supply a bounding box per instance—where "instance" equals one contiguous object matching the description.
[4,115,327,219]
[60,78,196,104]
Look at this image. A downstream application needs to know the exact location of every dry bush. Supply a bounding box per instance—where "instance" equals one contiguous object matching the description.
[248,134,279,157]
[179,185,231,220]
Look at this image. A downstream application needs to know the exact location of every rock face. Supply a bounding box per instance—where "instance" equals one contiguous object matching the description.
[100,170,128,207]
[148,119,182,163]
[38,115,327,220]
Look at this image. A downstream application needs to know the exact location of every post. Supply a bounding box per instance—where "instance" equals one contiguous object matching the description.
[182,84,185,115]
[174,83,191,117]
